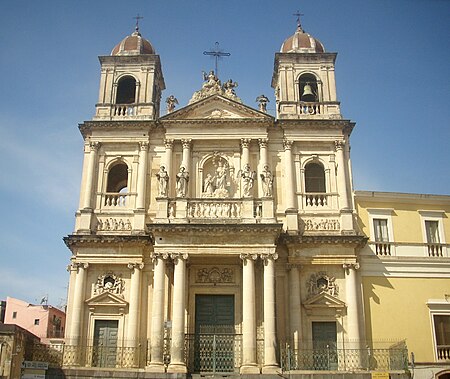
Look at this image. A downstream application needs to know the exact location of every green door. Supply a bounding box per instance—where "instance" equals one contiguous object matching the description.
[92,320,118,368]
[312,321,337,370]
[195,295,235,373]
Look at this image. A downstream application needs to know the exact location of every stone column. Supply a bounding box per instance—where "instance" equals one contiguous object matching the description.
[127,263,144,346]
[181,139,192,174]
[164,139,174,188]
[288,264,301,353]
[261,253,279,373]
[148,253,168,372]
[283,139,295,209]
[240,253,259,374]
[68,263,88,346]
[284,139,298,231]
[343,263,362,348]
[335,140,350,210]
[241,139,251,166]
[83,141,100,209]
[136,142,149,210]
[258,138,268,167]
[168,253,188,373]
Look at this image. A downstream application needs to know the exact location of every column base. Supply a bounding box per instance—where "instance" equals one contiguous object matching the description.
[240,364,260,374]
[146,363,165,373]
[167,363,187,373]
[262,364,281,374]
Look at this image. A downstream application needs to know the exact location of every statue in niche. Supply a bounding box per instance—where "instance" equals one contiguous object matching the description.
[176,166,189,197]
[239,164,256,197]
[260,164,274,197]
[156,165,169,197]
[203,173,214,196]
[215,160,227,190]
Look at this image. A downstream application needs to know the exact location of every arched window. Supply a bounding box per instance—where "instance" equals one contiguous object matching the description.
[107,163,128,193]
[116,76,136,104]
[305,162,326,193]
[299,73,318,102]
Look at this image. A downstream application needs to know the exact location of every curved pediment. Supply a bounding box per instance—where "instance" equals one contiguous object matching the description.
[160,95,274,122]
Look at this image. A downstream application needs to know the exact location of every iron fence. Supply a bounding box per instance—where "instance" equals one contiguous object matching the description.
[281,345,408,372]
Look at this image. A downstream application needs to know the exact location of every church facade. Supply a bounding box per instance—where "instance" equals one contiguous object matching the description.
[60,21,442,378]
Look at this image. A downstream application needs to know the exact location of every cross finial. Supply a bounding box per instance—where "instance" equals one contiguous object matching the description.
[203,42,231,78]
[133,14,144,32]
[293,10,304,30]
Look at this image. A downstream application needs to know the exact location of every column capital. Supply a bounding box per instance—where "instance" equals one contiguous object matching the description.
[152,252,170,262]
[283,139,293,150]
[287,263,302,271]
[181,139,192,149]
[164,139,174,149]
[343,262,360,272]
[127,262,144,271]
[170,252,189,263]
[260,253,278,265]
[139,141,149,151]
[241,138,251,149]
[240,253,258,263]
[258,138,268,148]
[67,262,89,273]
[89,141,100,151]
[334,140,346,151]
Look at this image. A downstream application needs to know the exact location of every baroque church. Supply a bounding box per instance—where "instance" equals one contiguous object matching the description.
[61,20,416,378]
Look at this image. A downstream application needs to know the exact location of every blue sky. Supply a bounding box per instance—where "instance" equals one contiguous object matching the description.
[0,0,449,306]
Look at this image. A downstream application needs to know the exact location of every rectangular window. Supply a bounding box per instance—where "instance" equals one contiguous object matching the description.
[34,319,40,325]
[434,315,450,360]
[12,311,17,319]
[425,220,440,244]
[373,218,389,242]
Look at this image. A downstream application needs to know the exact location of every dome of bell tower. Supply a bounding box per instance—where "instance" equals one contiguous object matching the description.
[280,23,325,53]
[111,27,155,56]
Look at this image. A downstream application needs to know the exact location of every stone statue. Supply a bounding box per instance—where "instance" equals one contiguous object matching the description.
[166,95,178,113]
[203,173,214,196]
[176,166,189,197]
[256,94,269,113]
[260,164,274,197]
[240,164,256,197]
[156,165,169,197]
[215,161,227,190]
[223,79,238,96]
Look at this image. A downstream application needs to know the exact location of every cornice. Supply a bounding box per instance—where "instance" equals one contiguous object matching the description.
[355,190,450,206]
[64,234,153,248]
[148,223,283,236]
[278,232,367,247]
[276,118,355,131]
[79,120,158,138]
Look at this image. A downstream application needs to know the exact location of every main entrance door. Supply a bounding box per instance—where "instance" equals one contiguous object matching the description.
[194,295,235,373]
[92,320,118,368]
[312,321,338,370]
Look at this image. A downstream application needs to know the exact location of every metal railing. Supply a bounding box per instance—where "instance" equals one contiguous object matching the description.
[281,345,408,372]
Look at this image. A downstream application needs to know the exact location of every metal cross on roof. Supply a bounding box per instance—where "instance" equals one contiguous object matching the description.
[133,14,144,32]
[293,10,304,29]
[203,42,231,78]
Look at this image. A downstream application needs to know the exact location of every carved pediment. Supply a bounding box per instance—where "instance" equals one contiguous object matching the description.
[160,95,273,121]
[303,292,346,310]
[85,291,128,309]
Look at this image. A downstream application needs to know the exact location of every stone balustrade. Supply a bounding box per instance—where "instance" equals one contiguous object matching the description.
[103,192,129,207]
[301,193,337,209]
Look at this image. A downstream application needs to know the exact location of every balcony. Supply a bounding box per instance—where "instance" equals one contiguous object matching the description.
[437,345,450,361]
[94,103,154,120]
[300,193,338,211]
[156,197,273,223]
[428,243,444,257]
[278,101,341,119]
[365,241,449,258]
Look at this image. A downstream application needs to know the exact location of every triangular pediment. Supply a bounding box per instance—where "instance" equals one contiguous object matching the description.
[160,95,274,122]
[303,291,346,309]
[85,291,128,308]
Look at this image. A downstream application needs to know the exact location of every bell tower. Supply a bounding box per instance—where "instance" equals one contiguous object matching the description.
[272,20,341,119]
[94,25,165,120]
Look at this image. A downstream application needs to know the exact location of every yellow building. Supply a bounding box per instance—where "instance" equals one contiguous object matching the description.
[356,191,450,379]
